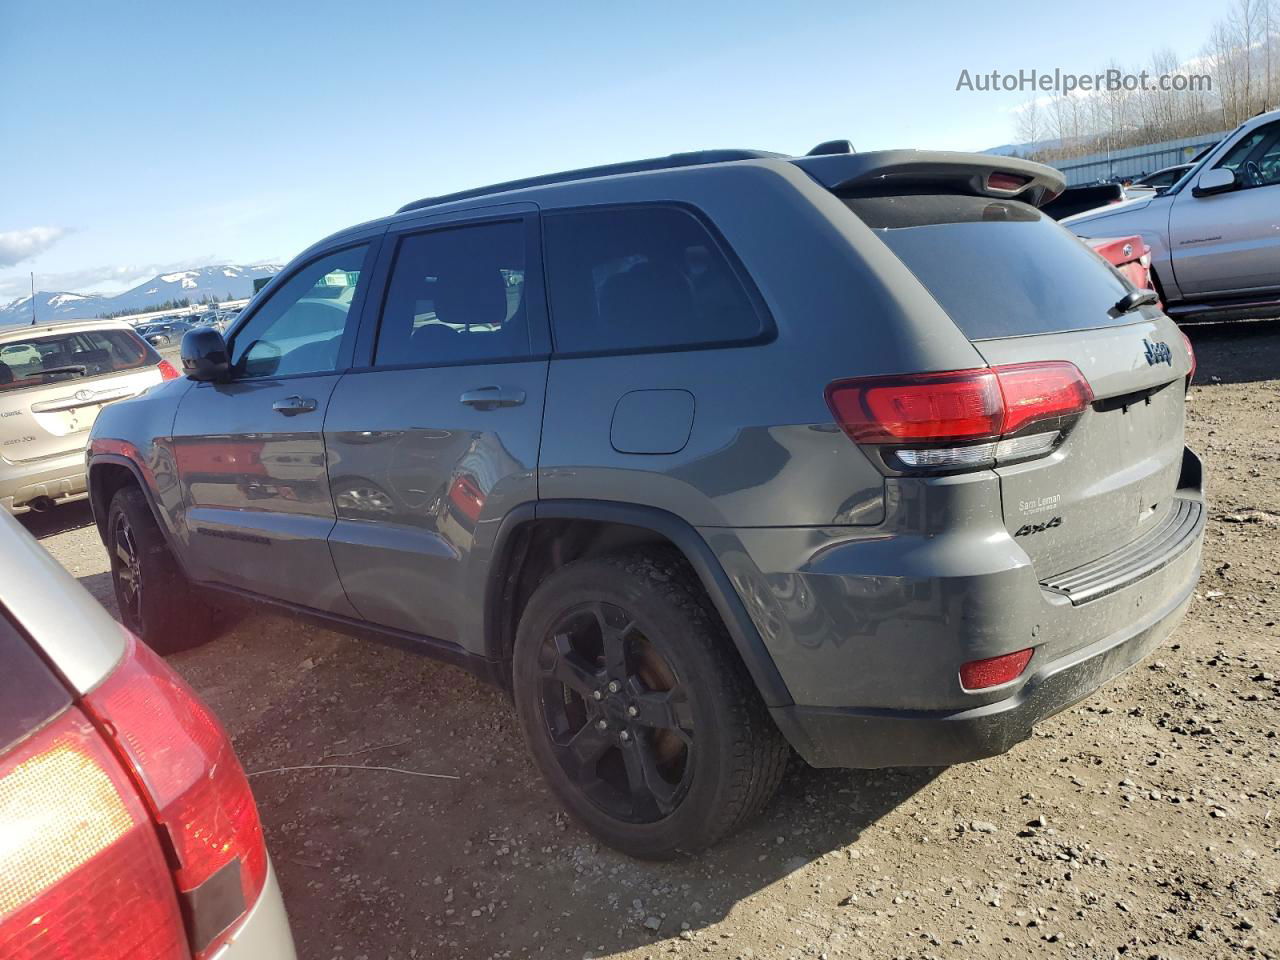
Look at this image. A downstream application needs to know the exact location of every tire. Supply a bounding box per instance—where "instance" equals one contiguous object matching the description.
[106,485,225,654]
[512,548,789,859]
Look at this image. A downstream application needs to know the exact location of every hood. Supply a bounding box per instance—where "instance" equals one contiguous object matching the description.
[1062,193,1156,227]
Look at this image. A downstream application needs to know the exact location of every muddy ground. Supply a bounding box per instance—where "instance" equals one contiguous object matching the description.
[24,319,1279,960]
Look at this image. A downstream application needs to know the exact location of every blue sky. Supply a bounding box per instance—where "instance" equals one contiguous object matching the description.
[0,0,1227,302]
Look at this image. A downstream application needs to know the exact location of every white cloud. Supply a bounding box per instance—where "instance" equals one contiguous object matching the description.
[0,256,223,301]
[0,226,68,268]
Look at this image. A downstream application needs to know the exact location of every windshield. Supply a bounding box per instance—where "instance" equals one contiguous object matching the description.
[0,328,157,393]
[847,194,1133,341]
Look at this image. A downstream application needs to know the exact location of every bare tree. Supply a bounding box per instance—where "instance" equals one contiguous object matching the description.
[1015,97,1045,155]
[1005,3,1274,163]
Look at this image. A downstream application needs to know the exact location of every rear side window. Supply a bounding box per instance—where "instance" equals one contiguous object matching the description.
[543,205,767,355]
[847,195,1132,340]
[375,221,529,366]
[0,328,157,393]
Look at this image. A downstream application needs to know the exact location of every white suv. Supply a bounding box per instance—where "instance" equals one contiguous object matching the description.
[0,319,178,514]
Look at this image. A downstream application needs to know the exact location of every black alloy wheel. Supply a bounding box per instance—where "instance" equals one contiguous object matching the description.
[537,600,694,823]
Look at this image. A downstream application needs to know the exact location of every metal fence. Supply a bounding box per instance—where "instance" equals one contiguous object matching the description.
[1055,131,1229,185]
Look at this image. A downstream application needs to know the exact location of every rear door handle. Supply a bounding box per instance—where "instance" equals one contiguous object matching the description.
[272,395,318,416]
[459,386,525,410]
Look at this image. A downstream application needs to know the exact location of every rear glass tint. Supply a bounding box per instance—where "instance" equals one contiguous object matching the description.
[0,328,156,393]
[845,195,1133,340]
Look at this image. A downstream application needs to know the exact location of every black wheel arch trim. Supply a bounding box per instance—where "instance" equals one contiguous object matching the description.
[486,499,794,708]
[86,454,193,579]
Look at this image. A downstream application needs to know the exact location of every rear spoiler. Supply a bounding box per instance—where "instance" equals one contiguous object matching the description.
[790,150,1065,209]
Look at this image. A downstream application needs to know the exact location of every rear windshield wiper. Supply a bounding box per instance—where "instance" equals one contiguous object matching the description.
[37,364,89,379]
[1111,289,1159,317]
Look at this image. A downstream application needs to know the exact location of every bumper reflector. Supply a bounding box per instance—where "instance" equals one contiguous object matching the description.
[960,648,1034,690]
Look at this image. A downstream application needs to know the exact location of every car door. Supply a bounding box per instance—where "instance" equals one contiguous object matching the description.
[171,241,379,615]
[1169,120,1280,297]
[324,209,548,652]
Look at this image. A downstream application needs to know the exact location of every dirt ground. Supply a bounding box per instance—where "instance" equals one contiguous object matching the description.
[24,320,1279,960]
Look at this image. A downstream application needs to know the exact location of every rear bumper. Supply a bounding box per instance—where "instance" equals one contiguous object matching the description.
[770,570,1194,767]
[710,446,1205,768]
[0,450,89,514]
[214,861,296,960]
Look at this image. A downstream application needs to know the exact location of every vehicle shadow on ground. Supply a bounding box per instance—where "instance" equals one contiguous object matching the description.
[16,499,96,539]
[75,571,117,610]
[184,610,948,960]
[1184,316,1280,386]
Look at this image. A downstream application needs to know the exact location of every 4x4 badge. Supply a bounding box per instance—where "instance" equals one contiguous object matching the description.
[1015,516,1062,537]
[1143,338,1173,366]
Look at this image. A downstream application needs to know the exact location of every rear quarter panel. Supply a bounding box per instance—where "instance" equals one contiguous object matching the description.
[536,161,989,528]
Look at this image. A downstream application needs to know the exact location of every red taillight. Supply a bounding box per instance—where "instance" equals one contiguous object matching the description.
[157,360,181,381]
[959,648,1034,690]
[827,369,1003,444]
[83,635,267,958]
[0,710,189,959]
[826,362,1093,471]
[994,361,1094,436]
[1180,331,1196,386]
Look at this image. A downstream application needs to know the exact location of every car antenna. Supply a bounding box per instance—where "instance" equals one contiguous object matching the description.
[30,271,36,325]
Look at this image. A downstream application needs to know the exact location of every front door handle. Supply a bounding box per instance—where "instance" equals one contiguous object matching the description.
[272,395,318,416]
[459,386,526,410]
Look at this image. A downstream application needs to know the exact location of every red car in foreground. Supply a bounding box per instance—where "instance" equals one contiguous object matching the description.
[1086,235,1160,304]
[0,511,295,959]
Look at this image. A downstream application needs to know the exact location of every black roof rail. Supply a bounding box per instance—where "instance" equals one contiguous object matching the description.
[395,148,786,214]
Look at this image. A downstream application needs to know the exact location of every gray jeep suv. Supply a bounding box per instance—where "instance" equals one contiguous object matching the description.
[86,145,1204,858]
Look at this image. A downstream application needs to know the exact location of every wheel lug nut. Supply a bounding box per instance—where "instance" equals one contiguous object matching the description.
[596,719,609,731]
[619,730,631,742]
[627,705,639,717]
[591,690,603,701]
[607,681,621,694]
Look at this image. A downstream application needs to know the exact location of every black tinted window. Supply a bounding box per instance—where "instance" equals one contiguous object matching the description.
[375,221,528,366]
[847,195,1131,340]
[544,206,765,354]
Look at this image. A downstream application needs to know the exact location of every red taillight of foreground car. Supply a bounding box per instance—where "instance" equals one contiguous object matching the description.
[959,648,1034,690]
[826,361,1093,472]
[0,710,190,960]
[157,360,181,381]
[1180,330,1196,387]
[82,634,267,958]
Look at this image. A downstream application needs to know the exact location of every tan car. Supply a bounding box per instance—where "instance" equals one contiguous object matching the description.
[0,319,178,514]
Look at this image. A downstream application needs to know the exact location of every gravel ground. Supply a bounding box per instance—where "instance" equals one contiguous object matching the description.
[22,320,1280,960]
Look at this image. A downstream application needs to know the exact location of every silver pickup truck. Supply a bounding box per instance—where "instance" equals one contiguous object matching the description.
[1066,108,1280,322]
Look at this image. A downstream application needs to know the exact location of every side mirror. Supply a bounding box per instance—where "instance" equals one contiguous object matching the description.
[180,328,230,382]
[1192,167,1238,197]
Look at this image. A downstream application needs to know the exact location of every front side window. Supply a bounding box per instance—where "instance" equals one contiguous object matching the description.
[1256,137,1280,187]
[229,245,369,378]
[543,205,767,355]
[374,221,528,367]
[1215,122,1280,187]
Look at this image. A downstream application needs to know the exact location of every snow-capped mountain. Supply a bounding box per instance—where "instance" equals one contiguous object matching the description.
[0,264,281,326]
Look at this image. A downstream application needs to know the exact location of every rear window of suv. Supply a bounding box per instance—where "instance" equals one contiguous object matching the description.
[845,195,1133,341]
[0,328,157,393]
